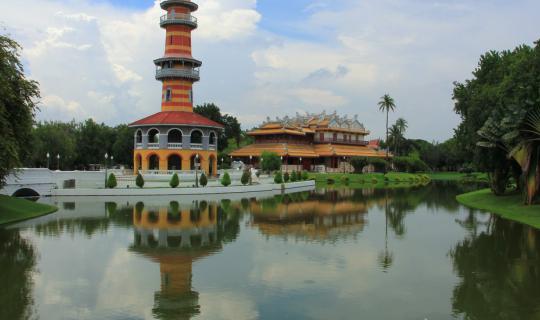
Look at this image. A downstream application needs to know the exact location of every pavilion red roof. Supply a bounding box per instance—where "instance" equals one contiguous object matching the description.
[129,111,223,128]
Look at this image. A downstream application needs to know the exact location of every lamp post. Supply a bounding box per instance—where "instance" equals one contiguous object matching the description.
[299,157,302,172]
[195,154,199,188]
[249,155,253,185]
[280,156,283,175]
[104,153,108,188]
[56,154,60,171]
[46,153,50,169]
[343,156,346,173]
[111,155,114,168]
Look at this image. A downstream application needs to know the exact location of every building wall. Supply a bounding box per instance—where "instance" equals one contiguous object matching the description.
[133,149,218,176]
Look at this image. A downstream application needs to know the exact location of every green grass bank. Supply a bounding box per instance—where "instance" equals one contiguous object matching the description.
[0,195,58,225]
[308,172,430,188]
[427,172,488,182]
[456,189,540,229]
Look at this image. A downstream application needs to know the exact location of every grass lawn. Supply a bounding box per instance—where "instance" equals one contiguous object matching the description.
[427,172,488,182]
[308,172,430,188]
[456,189,540,229]
[0,195,58,225]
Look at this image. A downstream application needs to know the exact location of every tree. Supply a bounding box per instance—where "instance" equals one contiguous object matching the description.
[199,172,208,187]
[0,35,40,186]
[107,173,117,188]
[221,171,231,186]
[302,171,308,180]
[350,157,369,173]
[261,151,281,172]
[112,124,135,167]
[240,170,250,185]
[169,173,179,188]
[283,172,290,182]
[274,171,283,184]
[136,173,144,188]
[290,171,298,182]
[395,118,408,155]
[378,94,396,162]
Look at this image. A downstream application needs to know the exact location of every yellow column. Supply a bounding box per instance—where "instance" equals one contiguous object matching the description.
[201,156,209,175]
[159,153,168,171]
[182,155,190,171]
[142,154,149,170]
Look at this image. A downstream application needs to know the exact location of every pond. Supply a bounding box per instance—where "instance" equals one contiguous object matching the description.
[1,182,539,320]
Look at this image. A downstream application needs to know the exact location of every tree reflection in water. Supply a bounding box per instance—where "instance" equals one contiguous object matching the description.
[450,216,540,320]
[0,228,37,320]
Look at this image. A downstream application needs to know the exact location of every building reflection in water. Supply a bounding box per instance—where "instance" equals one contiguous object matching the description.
[129,201,239,320]
[248,190,378,242]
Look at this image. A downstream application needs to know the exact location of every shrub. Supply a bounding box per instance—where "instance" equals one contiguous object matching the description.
[368,158,388,172]
[241,170,250,185]
[327,178,335,184]
[350,157,369,173]
[274,171,283,184]
[291,171,298,182]
[136,173,144,188]
[107,173,117,188]
[221,171,231,186]
[169,173,179,188]
[302,171,308,180]
[284,172,290,182]
[261,151,281,172]
[392,156,429,173]
[199,173,208,187]
[340,176,350,185]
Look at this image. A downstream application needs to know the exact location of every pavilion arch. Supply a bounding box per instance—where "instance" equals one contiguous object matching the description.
[167,128,183,143]
[135,130,143,143]
[147,128,160,143]
[209,131,217,145]
[190,153,204,170]
[148,154,160,170]
[168,154,182,170]
[208,154,216,176]
[190,129,203,144]
[135,153,142,171]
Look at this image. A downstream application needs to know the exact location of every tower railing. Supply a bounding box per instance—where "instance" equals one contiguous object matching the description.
[160,12,197,27]
[155,68,200,81]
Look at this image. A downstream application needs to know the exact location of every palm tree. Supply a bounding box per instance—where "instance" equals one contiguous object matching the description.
[395,118,408,155]
[378,94,396,162]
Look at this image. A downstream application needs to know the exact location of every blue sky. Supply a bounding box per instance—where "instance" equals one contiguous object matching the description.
[1,0,539,140]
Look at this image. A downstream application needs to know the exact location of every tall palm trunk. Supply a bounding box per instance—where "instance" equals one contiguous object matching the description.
[386,110,389,172]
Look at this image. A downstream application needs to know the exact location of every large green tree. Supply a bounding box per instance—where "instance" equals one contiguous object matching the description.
[194,103,241,152]
[0,35,39,186]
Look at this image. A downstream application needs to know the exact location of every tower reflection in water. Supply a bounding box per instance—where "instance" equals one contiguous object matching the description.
[129,200,240,320]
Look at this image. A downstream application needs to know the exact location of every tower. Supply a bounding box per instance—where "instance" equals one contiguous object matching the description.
[130,0,223,176]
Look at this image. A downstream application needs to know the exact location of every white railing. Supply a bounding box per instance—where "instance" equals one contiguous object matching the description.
[208,144,216,151]
[148,143,159,149]
[136,143,143,149]
[155,68,200,80]
[140,170,204,175]
[167,143,183,149]
[190,143,203,150]
[160,12,197,25]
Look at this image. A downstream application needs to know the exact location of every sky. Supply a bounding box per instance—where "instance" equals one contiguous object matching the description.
[1,0,539,141]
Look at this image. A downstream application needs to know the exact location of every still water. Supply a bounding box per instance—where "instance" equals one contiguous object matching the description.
[1,182,539,320]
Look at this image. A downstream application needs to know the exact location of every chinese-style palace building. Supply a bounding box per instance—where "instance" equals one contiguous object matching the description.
[129,0,223,176]
[230,112,387,172]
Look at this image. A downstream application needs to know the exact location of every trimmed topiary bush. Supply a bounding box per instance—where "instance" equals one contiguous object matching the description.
[169,173,179,188]
[302,171,309,180]
[241,170,250,185]
[107,173,117,188]
[274,171,283,184]
[199,173,208,187]
[340,175,350,185]
[136,173,144,188]
[284,172,290,182]
[221,171,231,186]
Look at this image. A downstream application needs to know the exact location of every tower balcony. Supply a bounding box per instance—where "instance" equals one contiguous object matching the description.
[155,68,200,81]
[160,13,197,29]
[160,0,198,12]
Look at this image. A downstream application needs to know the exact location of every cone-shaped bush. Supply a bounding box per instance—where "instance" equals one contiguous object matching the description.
[136,173,144,188]
[284,172,290,182]
[302,171,308,180]
[169,173,179,188]
[241,170,250,185]
[274,171,283,184]
[107,173,117,188]
[200,173,208,187]
[221,171,231,186]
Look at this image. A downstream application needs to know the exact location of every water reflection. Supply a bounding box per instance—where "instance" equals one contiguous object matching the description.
[129,201,241,320]
[450,216,540,319]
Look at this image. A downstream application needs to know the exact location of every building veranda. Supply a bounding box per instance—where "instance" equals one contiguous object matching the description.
[230,112,388,173]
